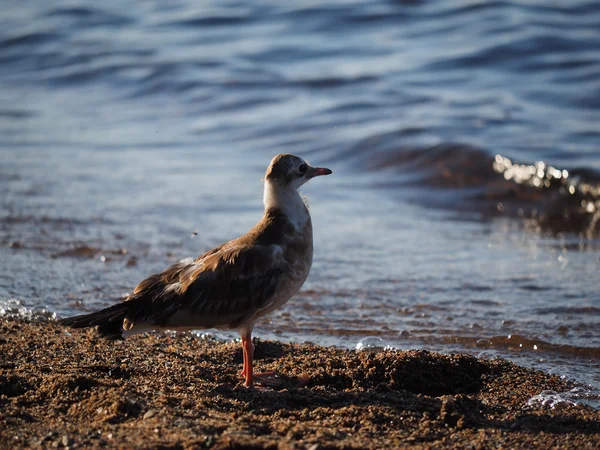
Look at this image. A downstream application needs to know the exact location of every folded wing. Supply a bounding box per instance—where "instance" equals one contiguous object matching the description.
[125,243,285,329]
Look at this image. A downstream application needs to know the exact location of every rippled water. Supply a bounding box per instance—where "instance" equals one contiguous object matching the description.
[1,1,599,389]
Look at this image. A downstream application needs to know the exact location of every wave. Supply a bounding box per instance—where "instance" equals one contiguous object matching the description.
[345,132,600,237]
[0,299,56,322]
[43,6,133,28]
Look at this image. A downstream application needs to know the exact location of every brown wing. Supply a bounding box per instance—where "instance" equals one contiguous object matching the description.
[125,244,285,329]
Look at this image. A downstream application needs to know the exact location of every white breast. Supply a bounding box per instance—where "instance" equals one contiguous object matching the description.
[254,219,313,320]
[263,181,311,231]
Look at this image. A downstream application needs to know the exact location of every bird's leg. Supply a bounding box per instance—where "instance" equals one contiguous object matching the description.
[239,335,249,377]
[242,331,254,387]
[240,332,280,388]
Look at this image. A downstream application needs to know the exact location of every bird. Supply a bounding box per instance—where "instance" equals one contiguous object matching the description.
[59,154,332,387]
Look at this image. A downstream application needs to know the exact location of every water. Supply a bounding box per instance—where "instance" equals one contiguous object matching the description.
[528,387,600,410]
[1,0,599,390]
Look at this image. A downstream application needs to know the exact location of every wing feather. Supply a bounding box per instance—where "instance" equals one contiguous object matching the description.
[126,243,285,328]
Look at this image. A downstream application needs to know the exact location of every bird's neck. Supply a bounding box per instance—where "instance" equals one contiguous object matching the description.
[263,180,309,230]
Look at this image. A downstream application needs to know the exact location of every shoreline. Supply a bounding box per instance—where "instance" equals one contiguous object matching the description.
[1,319,599,449]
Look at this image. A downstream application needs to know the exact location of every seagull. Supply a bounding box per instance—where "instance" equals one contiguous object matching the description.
[60,154,332,387]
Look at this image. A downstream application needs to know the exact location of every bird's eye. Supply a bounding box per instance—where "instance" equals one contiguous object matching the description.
[298,163,307,175]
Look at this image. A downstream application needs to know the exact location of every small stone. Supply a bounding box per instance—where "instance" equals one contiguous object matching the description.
[143,409,156,420]
[62,436,71,447]
[44,433,55,441]
[298,373,311,387]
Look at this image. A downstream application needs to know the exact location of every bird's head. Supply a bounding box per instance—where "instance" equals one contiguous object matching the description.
[265,154,332,191]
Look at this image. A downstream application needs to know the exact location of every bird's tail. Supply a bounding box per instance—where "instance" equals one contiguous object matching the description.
[59,302,132,340]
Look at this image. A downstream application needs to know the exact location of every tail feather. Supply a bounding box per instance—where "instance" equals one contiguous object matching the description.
[59,302,131,340]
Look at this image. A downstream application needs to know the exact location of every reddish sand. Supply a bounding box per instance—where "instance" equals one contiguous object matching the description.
[1,319,599,449]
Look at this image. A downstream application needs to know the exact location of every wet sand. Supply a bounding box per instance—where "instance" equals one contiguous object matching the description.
[1,319,599,449]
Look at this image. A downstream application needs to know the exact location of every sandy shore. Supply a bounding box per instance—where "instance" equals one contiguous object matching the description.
[1,319,599,449]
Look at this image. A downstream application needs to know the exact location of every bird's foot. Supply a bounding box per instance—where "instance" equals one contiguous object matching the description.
[244,371,282,388]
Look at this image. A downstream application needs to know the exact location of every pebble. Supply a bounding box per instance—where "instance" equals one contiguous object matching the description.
[143,409,156,420]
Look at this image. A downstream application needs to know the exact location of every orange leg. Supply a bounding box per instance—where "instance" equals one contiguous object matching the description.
[239,335,249,378]
[242,331,254,387]
[239,332,279,388]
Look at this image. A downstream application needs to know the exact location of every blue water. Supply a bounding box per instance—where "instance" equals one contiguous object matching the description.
[1,0,599,389]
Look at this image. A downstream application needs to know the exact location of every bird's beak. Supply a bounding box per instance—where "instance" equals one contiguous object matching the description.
[307,166,333,178]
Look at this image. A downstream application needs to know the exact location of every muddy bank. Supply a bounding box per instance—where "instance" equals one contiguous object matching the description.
[1,320,599,449]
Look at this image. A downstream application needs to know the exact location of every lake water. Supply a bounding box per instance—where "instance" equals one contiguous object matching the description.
[1,0,599,390]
